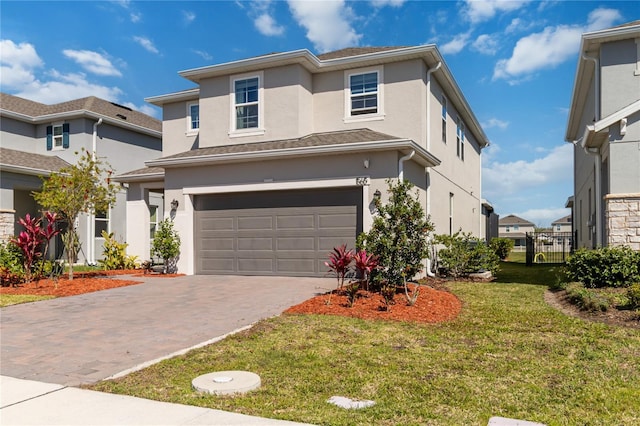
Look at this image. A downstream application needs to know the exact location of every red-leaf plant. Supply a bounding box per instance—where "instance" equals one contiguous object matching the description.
[10,212,60,282]
[353,250,379,291]
[324,244,354,304]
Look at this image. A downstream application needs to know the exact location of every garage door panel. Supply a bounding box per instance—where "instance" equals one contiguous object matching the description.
[276,237,315,251]
[276,215,315,230]
[237,216,273,230]
[238,237,273,250]
[195,188,361,276]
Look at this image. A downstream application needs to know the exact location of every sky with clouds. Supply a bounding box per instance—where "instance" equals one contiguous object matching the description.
[1,0,638,227]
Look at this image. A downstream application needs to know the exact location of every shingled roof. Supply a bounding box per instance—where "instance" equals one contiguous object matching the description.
[317,46,409,60]
[0,147,70,175]
[0,93,161,133]
[499,214,535,226]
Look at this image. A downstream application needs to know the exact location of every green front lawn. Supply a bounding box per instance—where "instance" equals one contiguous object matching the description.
[90,264,640,425]
[0,294,55,307]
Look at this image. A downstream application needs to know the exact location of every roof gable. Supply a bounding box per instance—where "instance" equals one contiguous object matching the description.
[499,214,535,226]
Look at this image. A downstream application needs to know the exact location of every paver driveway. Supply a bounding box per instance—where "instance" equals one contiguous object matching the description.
[0,275,330,386]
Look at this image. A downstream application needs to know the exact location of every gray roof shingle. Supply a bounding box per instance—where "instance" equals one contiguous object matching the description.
[499,214,535,226]
[317,46,409,60]
[0,93,161,132]
[0,147,70,173]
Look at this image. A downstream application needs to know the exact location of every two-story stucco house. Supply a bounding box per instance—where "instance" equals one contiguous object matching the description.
[498,214,536,249]
[0,93,162,264]
[551,214,573,233]
[118,46,490,277]
[565,21,640,251]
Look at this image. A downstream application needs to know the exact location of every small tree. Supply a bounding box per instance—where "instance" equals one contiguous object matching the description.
[357,179,434,288]
[33,148,118,280]
[151,219,181,274]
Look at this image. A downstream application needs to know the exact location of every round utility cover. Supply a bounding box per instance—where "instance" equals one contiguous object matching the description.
[192,371,261,395]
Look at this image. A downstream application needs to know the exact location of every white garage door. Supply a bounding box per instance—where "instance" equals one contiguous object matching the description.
[194,188,361,276]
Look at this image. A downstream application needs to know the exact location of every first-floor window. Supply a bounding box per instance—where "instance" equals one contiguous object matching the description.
[449,192,454,236]
[95,210,109,238]
[150,205,158,239]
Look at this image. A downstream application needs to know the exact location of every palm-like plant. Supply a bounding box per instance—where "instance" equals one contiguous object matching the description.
[353,250,379,291]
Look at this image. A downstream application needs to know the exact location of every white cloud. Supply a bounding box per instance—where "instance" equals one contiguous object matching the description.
[62,49,122,77]
[192,49,213,61]
[183,10,196,25]
[123,101,160,119]
[255,13,285,36]
[133,36,159,54]
[493,7,622,82]
[482,143,572,198]
[130,12,141,23]
[482,118,509,130]
[14,70,123,104]
[440,32,471,55]
[370,0,406,7]
[0,40,43,89]
[472,34,499,55]
[463,0,531,24]
[287,0,361,53]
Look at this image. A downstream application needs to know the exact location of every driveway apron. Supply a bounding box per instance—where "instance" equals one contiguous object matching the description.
[0,275,330,386]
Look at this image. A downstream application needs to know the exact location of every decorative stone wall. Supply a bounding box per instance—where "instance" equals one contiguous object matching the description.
[605,193,640,251]
[0,209,16,242]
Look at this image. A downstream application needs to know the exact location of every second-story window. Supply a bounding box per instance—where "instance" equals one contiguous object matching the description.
[234,77,259,129]
[350,72,378,115]
[187,103,199,131]
[456,119,465,160]
[46,123,69,150]
[441,95,447,144]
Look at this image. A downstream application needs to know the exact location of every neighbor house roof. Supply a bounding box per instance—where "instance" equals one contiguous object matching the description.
[114,166,165,182]
[0,93,162,137]
[141,128,440,170]
[0,147,70,176]
[552,215,572,225]
[499,214,534,226]
[148,45,489,149]
[565,21,640,141]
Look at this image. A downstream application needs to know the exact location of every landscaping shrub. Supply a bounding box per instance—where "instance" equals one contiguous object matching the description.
[565,246,640,288]
[434,231,499,279]
[0,241,25,287]
[627,283,640,309]
[565,282,611,312]
[98,231,138,270]
[357,179,433,288]
[489,237,514,260]
[10,212,60,282]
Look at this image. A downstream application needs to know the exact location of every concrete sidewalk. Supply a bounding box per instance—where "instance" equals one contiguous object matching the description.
[0,376,313,425]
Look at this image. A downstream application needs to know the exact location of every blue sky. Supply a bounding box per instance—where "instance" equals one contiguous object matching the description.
[1,1,638,227]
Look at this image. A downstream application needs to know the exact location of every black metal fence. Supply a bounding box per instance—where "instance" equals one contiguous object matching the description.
[525,231,575,266]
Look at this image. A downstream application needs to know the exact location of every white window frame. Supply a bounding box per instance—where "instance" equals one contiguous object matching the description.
[95,208,110,238]
[149,205,159,240]
[441,95,447,144]
[456,118,465,160]
[53,123,64,150]
[229,71,265,138]
[344,66,385,123]
[187,102,199,134]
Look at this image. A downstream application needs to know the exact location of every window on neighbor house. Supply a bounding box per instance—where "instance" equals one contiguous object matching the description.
[150,205,158,239]
[46,123,69,150]
[234,76,260,130]
[556,225,561,231]
[95,210,109,238]
[456,119,465,160]
[513,225,519,231]
[441,95,447,144]
[187,103,199,131]
[506,226,510,232]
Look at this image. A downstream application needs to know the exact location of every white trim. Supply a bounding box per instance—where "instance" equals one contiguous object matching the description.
[229,71,264,136]
[183,177,361,195]
[635,38,640,76]
[344,65,385,123]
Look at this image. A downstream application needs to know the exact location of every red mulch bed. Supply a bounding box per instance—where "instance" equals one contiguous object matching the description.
[0,269,188,298]
[285,281,461,324]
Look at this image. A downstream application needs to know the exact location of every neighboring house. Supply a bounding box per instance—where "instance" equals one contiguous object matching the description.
[498,214,535,248]
[0,93,163,264]
[551,214,572,233]
[565,21,640,250]
[118,46,490,276]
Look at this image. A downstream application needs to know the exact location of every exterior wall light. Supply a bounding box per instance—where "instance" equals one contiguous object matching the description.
[171,199,179,210]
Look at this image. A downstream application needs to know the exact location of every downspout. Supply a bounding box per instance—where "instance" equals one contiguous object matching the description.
[424,63,441,278]
[582,52,602,247]
[398,150,414,181]
[88,118,103,265]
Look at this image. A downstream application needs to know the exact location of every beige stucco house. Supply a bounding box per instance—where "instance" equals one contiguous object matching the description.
[498,214,536,249]
[551,214,573,233]
[0,93,162,264]
[565,21,640,250]
[119,46,490,276]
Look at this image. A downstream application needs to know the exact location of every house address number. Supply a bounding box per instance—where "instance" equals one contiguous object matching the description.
[356,177,369,186]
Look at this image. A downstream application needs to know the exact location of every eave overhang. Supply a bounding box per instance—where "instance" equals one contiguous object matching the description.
[146,139,441,169]
[579,99,640,148]
[0,164,61,177]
